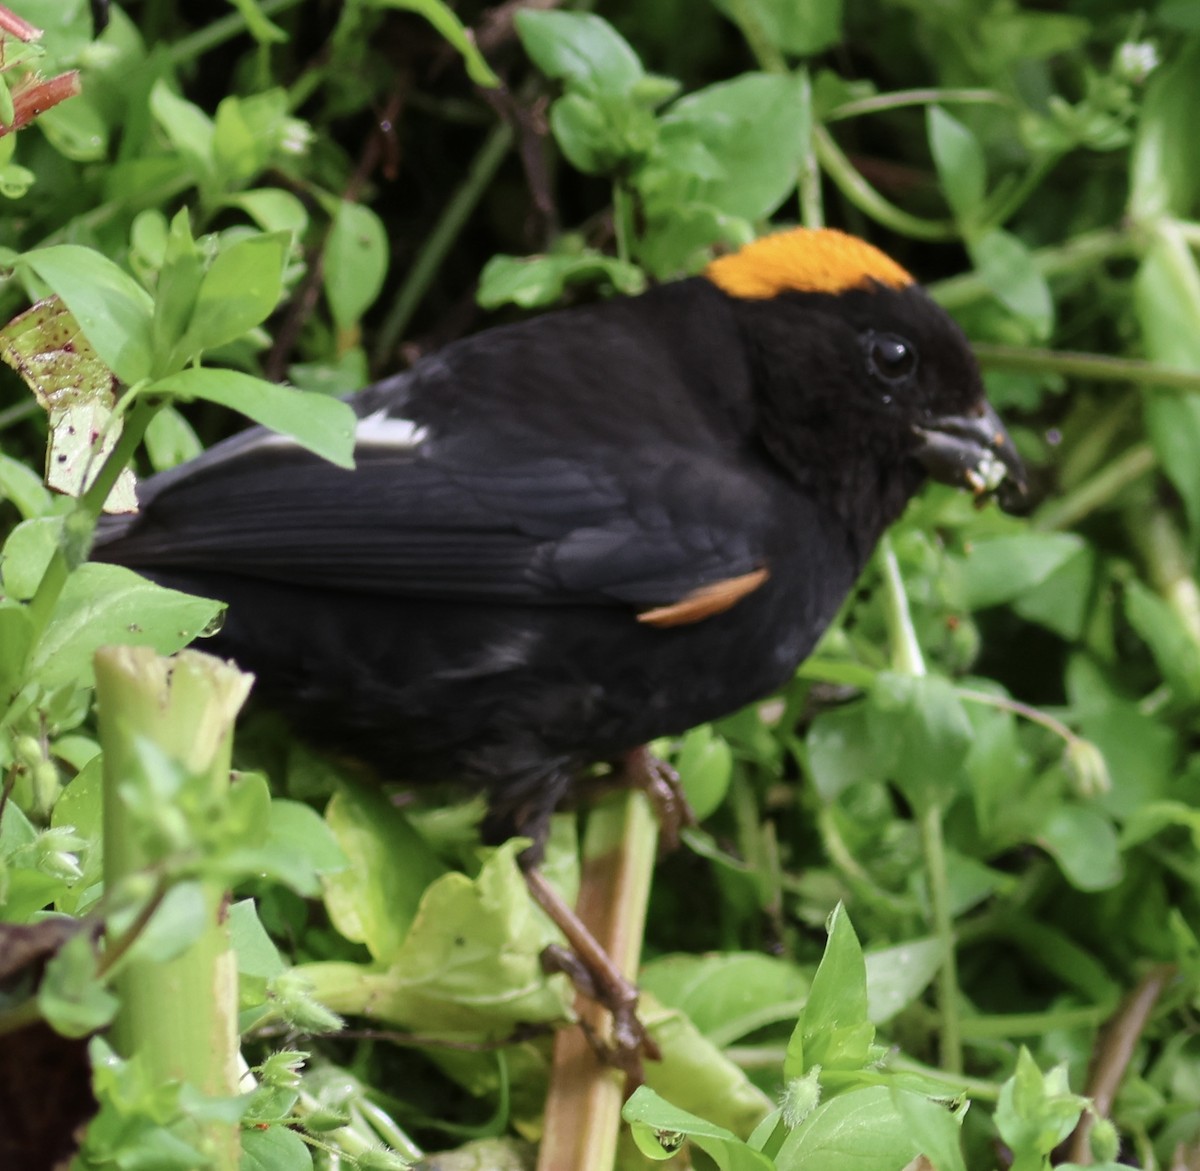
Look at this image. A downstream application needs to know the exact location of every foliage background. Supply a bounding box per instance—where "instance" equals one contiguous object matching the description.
[1,0,1199,1169]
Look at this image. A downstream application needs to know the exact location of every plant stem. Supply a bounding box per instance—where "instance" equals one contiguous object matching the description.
[371,121,513,370]
[919,803,962,1073]
[813,124,958,242]
[727,0,787,73]
[612,181,633,265]
[1126,505,1200,649]
[879,539,962,1073]
[1032,443,1155,531]
[957,1005,1110,1038]
[167,0,302,64]
[955,687,1080,748]
[796,69,823,229]
[96,647,253,1171]
[825,88,1013,122]
[930,228,1138,310]
[0,398,37,430]
[536,791,657,1171]
[975,343,1200,392]
[879,536,925,677]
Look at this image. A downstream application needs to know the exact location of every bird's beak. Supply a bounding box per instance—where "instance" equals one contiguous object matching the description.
[913,401,1027,511]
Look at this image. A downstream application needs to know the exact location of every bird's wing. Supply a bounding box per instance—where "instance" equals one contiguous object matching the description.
[96,415,775,616]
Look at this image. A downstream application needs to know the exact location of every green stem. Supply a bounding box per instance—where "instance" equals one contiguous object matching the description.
[167,0,303,64]
[920,802,962,1074]
[0,398,37,430]
[727,0,787,73]
[930,228,1139,310]
[813,124,958,242]
[1032,443,1155,531]
[371,121,513,369]
[612,181,633,265]
[879,536,925,676]
[879,540,962,1072]
[955,687,1080,750]
[975,343,1200,392]
[958,1006,1110,1038]
[96,647,253,1171]
[1126,505,1200,650]
[977,153,1059,231]
[796,69,823,229]
[825,88,1013,123]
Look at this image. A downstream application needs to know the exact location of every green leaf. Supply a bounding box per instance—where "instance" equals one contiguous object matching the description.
[477,251,647,309]
[516,9,644,95]
[20,246,154,385]
[1136,228,1200,535]
[806,701,877,803]
[709,0,843,55]
[674,724,734,821]
[225,188,309,235]
[38,97,108,162]
[994,1049,1088,1165]
[869,673,973,812]
[788,903,873,1077]
[962,532,1085,610]
[968,228,1054,339]
[1037,804,1123,891]
[623,1086,774,1169]
[299,841,572,1034]
[151,210,203,373]
[640,951,807,1044]
[241,1123,314,1171]
[774,1086,923,1171]
[324,201,389,329]
[928,105,987,224]
[372,0,500,87]
[150,367,356,469]
[1124,578,1200,702]
[864,937,942,1024]
[38,930,119,1037]
[1129,40,1200,222]
[149,79,215,183]
[657,72,811,222]
[1,516,62,600]
[889,1090,967,1171]
[176,232,290,360]
[29,563,223,689]
[230,898,286,979]
[321,784,446,960]
[0,453,53,518]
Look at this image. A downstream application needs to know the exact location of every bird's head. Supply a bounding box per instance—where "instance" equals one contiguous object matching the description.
[705,228,1026,515]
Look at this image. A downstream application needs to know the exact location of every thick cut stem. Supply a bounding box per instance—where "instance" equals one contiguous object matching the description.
[96,646,252,1171]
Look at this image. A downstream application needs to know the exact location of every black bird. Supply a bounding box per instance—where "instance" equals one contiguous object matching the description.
[94,227,1024,1055]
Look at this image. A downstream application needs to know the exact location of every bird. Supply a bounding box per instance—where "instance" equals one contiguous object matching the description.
[93,226,1025,1061]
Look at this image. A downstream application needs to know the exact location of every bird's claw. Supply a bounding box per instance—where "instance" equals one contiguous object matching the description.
[540,943,660,1083]
[622,746,697,853]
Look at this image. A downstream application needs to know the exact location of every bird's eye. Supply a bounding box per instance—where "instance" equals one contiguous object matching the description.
[864,332,917,385]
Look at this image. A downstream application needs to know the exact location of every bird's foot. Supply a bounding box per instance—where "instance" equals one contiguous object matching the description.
[540,944,657,1083]
[525,869,659,1084]
[621,745,696,852]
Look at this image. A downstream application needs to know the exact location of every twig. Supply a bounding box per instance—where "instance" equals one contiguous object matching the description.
[1064,965,1176,1165]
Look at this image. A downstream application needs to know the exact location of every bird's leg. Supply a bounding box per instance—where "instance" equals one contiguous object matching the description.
[620,745,696,852]
[524,867,660,1081]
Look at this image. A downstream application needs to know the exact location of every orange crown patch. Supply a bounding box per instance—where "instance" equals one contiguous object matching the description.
[704,227,914,299]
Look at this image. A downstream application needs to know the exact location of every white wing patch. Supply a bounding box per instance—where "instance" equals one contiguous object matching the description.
[355,408,429,450]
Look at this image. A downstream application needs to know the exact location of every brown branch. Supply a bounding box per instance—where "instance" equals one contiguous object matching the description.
[3,72,81,135]
[263,84,407,382]
[0,6,42,43]
[1065,965,1177,1164]
[475,0,564,56]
